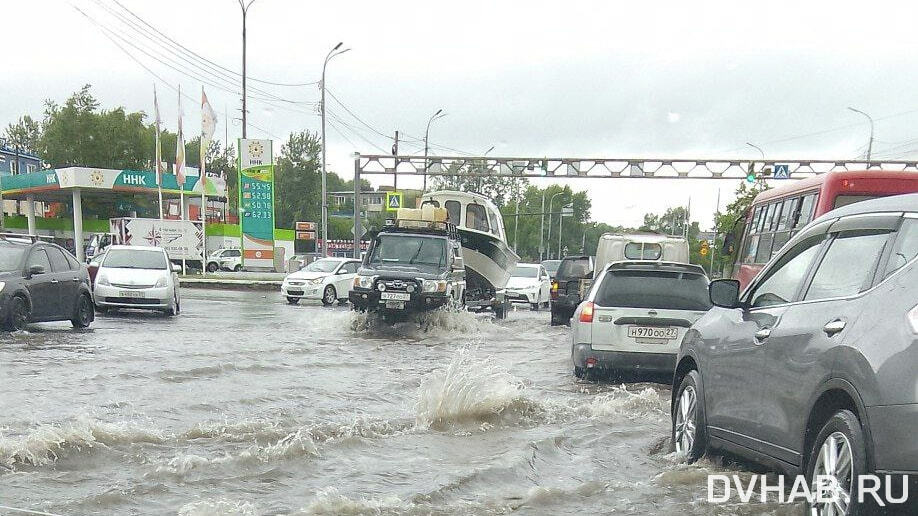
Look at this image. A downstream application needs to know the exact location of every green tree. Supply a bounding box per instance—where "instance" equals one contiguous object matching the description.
[274,131,321,229]
[4,115,41,155]
[38,85,149,170]
[431,160,529,207]
[712,181,769,276]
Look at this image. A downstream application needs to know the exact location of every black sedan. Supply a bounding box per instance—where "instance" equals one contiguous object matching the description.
[0,235,94,331]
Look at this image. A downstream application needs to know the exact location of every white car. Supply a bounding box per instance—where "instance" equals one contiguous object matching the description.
[93,245,182,315]
[206,248,242,272]
[281,257,361,306]
[505,263,552,310]
[570,261,710,378]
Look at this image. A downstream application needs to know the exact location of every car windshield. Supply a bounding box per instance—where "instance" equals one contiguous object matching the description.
[305,259,339,273]
[512,266,538,278]
[369,234,446,267]
[0,246,25,272]
[557,258,591,279]
[595,269,711,311]
[103,249,168,270]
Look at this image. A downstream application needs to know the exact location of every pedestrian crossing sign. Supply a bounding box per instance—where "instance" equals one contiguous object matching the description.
[385,191,403,212]
[774,164,790,179]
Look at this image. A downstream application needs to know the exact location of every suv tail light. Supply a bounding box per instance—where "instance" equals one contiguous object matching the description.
[909,304,918,334]
[579,301,594,323]
[551,280,559,300]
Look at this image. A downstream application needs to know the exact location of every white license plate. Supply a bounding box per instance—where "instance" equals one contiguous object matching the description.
[119,290,145,298]
[385,300,405,309]
[380,292,411,301]
[627,326,678,340]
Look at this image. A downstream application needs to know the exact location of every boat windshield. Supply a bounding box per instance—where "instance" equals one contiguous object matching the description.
[369,234,447,268]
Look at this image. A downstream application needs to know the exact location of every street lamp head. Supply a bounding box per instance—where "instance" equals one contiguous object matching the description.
[333,42,343,51]
[434,108,443,117]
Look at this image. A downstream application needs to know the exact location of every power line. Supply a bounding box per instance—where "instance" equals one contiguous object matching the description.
[84,0,318,107]
[108,0,319,88]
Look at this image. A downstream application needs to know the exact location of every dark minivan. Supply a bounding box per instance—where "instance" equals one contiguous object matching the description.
[550,255,594,326]
[672,194,918,514]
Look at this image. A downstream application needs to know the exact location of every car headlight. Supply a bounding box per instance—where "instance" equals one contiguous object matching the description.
[96,273,110,286]
[422,279,447,293]
[355,276,374,289]
[155,276,168,288]
[0,281,5,291]
[309,277,324,285]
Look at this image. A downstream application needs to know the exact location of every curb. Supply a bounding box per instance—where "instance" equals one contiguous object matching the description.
[179,279,281,291]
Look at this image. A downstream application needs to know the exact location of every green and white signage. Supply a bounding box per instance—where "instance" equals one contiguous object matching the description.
[238,138,275,268]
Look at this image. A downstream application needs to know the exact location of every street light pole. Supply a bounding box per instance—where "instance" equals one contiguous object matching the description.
[558,205,570,259]
[847,107,874,164]
[538,191,545,261]
[423,109,445,192]
[321,42,349,257]
[237,0,255,139]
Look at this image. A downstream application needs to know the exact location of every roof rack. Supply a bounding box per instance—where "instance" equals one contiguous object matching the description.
[0,232,52,243]
[382,218,459,239]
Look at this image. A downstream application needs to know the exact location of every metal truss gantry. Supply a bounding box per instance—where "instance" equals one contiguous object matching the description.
[348,154,918,256]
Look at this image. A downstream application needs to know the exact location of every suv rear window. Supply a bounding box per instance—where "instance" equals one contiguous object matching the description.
[595,269,711,311]
[557,257,591,280]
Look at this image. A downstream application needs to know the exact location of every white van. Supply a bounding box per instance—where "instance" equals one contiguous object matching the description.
[594,233,690,276]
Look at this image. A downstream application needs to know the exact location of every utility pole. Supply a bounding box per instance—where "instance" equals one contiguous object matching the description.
[847,107,874,164]
[423,109,445,192]
[392,130,398,190]
[321,42,349,257]
[538,191,545,261]
[237,0,255,139]
[546,192,562,259]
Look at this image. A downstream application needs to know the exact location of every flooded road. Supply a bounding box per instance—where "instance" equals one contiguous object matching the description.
[1,290,795,515]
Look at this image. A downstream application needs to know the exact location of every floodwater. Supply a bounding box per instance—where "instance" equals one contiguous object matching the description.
[0,290,798,515]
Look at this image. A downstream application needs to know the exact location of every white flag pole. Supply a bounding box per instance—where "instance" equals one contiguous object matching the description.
[154,84,163,220]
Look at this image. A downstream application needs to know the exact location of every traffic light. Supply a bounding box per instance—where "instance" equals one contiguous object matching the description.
[746,163,756,183]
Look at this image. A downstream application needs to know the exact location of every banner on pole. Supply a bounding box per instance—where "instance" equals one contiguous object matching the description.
[238,138,275,268]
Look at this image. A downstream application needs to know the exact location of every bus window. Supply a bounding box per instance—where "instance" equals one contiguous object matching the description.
[770,201,785,231]
[777,198,797,231]
[755,232,775,263]
[762,203,777,233]
[795,194,817,229]
[834,195,880,209]
[750,207,763,234]
[743,234,759,264]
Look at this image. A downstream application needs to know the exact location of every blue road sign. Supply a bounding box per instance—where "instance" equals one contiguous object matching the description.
[774,164,790,179]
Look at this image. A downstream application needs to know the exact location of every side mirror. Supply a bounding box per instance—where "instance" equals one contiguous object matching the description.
[453,257,465,270]
[709,279,742,309]
[171,263,182,273]
[29,264,45,276]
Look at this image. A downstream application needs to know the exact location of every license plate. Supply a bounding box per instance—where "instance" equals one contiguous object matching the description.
[385,300,405,309]
[627,326,678,340]
[380,292,410,301]
[119,290,145,298]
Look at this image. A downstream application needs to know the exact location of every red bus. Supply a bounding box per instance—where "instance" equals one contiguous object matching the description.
[729,169,918,289]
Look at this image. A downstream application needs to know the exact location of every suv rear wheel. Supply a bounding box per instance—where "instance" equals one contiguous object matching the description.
[806,409,867,516]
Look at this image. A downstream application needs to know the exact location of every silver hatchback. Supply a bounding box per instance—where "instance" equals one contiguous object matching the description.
[571,261,711,378]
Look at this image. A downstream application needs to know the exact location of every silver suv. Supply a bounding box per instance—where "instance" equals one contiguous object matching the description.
[672,193,918,514]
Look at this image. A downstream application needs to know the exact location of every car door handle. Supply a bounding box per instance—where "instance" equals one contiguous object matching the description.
[754,328,771,343]
[72,277,80,282]
[50,279,60,284]
[823,319,846,336]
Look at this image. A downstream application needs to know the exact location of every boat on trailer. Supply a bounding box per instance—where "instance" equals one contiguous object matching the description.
[419,191,520,301]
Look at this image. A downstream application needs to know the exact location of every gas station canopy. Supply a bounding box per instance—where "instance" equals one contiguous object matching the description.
[1,167,227,261]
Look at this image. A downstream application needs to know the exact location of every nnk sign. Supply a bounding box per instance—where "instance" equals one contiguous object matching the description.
[121,174,148,186]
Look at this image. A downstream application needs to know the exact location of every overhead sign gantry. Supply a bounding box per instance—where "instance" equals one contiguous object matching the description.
[348,153,918,257]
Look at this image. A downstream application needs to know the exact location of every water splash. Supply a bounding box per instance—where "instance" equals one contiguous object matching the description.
[415,346,543,429]
[177,498,256,516]
[297,487,404,515]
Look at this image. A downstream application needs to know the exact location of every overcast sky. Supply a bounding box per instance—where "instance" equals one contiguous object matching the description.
[6,0,918,228]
